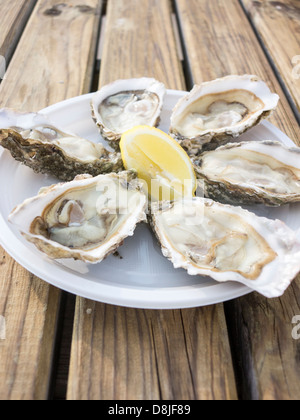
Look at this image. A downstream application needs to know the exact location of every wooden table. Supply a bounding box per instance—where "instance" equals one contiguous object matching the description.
[0,0,299,401]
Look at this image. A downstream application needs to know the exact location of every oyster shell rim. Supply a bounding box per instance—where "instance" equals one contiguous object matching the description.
[193,140,300,206]
[0,108,124,181]
[169,74,280,154]
[150,197,300,298]
[91,77,166,149]
[8,171,148,264]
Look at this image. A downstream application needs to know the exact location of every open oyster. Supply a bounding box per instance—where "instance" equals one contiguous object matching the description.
[8,171,147,263]
[193,141,300,206]
[150,198,300,297]
[0,108,123,181]
[169,75,279,155]
[91,78,166,150]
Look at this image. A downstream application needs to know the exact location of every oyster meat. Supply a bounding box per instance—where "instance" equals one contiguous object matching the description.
[169,75,279,155]
[0,108,123,181]
[91,78,166,150]
[9,171,147,263]
[150,198,300,297]
[193,141,300,206]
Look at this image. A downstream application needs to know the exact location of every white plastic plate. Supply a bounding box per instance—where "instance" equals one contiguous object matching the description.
[0,90,299,309]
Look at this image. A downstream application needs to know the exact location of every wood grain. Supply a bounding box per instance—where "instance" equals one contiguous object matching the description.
[241,0,300,115]
[68,301,237,400]
[0,256,61,400]
[0,0,103,400]
[175,0,299,144]
[67,0,238,401]
[225,284,300,400]
[0,0,102,111]
[99,0,185,89]
[0,0,37,63]
[175,0,300,399]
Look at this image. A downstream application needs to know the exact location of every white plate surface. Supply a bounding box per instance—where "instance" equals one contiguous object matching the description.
[0,90,299,309]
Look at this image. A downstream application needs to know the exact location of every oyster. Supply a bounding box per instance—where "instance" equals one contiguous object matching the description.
[0,108,124,181]
[8,171,147,263]
[169,75,279,155]
[150,198,300,298]
[193,141,300,206]
[91,78,166,150]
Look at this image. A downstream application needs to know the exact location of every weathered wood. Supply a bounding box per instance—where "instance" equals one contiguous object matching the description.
[67,0,238,401]
[0,0,103,400]
[241,0,300,115]
[175,0,300,400]
[0,256,61,400]
[0,0,102,111]
[0,0,37,63]
[175,0,299,143]
[225,285,300,400]
[99,0,185,89]
[68,301,237,400]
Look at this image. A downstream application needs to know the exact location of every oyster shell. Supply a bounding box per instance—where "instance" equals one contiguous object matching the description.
[8,171,147,263]
[193,141,300,206]
[0,108,124,181]
[91,78,166,150]
[169,75,279,155]
[150,198,300,297]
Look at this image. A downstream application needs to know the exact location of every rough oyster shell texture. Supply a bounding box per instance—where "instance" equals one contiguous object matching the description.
[9,171,147,263]
[0,108,124,181]
[169,75,279,155]
[193,141,300,206]
[150,198,300,298]
[91,77,166,150]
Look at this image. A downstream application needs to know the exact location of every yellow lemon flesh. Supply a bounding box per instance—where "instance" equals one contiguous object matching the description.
[120,125,197,201]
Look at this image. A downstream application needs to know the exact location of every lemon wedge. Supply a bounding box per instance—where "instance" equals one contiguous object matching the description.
[120,125,197,201]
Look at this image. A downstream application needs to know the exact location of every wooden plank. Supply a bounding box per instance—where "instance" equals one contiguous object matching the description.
[241,0,300,116]
[0,260,61,400]
[0,0,102,111]
[0,0,103,400]
[175,0,300,400]
[67,0,238,401]
[99,0,185,89]
[225,285,300,400]
[175,0,299,144]
[68,301,237,400]
[0,0,37,63]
